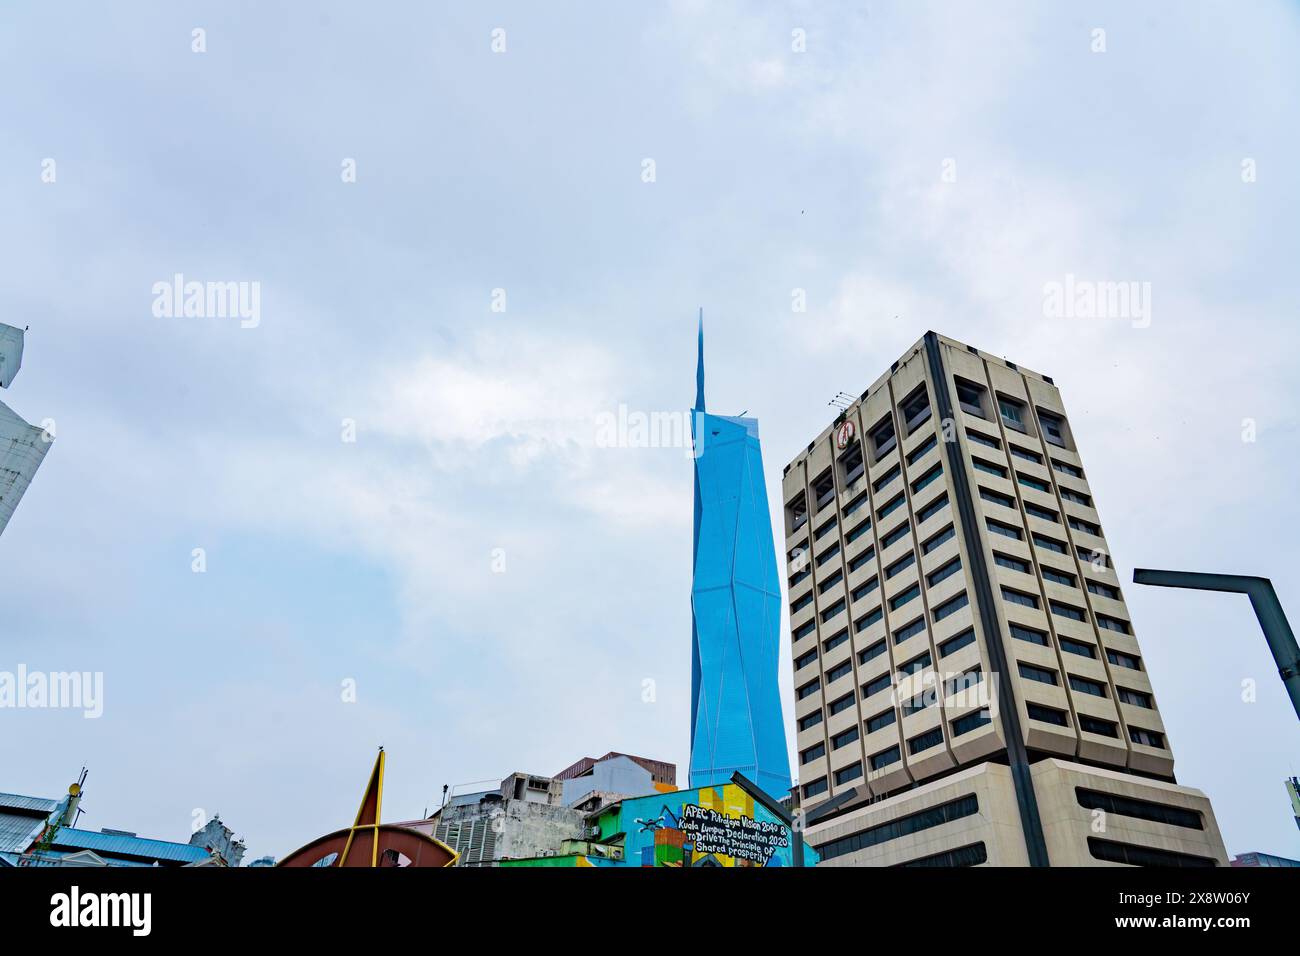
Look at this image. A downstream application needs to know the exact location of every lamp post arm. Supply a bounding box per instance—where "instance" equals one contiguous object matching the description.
[1133,569,1300,723]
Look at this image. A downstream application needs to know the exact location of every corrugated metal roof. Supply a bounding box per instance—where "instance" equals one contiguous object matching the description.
[0,848,160,868]
[0,323,24,389]
[0,792,59,814]
[51,828,212,864]
[0,397,53,536]
[0,810,48,853]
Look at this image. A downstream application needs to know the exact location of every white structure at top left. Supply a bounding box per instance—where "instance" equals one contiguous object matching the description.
[0,323,24,388]
[0,322,52,537]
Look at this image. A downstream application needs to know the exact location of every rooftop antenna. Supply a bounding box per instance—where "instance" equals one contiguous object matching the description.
[828,391,854,411]
[69,767,88,828]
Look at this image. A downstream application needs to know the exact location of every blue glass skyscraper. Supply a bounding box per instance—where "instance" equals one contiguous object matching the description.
[689,314,792,800]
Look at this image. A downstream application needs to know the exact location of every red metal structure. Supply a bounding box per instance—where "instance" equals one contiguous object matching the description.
[278,749,458,868]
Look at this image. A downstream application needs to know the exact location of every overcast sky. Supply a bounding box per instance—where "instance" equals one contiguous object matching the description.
[1,1,1297,862]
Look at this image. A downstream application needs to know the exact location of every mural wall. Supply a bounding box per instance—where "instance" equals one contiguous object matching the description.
[591,782,809,868]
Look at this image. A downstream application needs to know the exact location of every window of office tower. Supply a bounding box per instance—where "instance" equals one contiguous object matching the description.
[813,469,835,512]
[998,396,1026,431]
[901,387,931,435]
[955,379,986,418]
[787,491,808,535]
[870,417,896,458]
[1039,410,1069,448]
[839,439,865,486]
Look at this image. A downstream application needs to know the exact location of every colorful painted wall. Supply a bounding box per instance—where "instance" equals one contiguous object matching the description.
[500,854,616,868]
[584,781,811,868]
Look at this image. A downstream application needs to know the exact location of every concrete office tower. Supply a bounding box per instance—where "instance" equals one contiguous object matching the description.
[782,332,1227,866]
[0,323,51,537]
[689,317,792,799]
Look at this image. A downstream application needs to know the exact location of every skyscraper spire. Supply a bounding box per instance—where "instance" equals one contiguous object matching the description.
[688,307,791,800]
[694,307,706,413]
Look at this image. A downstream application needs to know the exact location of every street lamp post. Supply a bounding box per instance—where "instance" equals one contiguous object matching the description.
[1132,569,1300,723]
